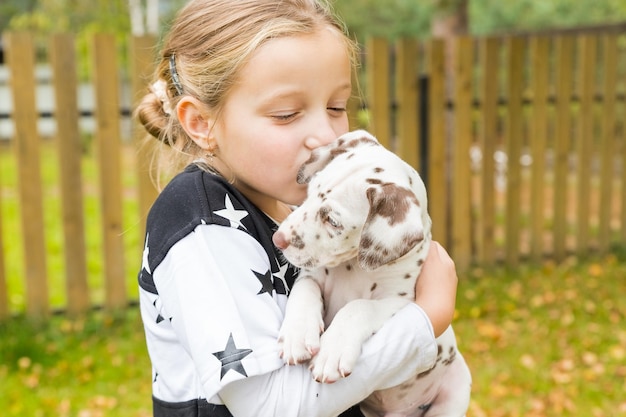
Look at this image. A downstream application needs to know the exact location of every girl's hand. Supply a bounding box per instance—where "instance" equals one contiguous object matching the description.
[414,241,458,337]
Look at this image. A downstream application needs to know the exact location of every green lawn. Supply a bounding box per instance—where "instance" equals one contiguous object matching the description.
[0,309,152,417]
[1,255,625,416]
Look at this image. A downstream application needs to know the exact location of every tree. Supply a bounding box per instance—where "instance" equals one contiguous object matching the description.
[128,0,159,36]
[431,0,469,37]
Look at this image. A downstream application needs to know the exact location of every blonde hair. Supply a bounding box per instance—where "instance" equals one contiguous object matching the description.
[135,0,359,184]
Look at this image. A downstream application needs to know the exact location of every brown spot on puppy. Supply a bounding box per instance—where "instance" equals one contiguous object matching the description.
[366,184,421,226]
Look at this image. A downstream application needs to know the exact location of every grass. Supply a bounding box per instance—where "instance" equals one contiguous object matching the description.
[0,309,152,417]
[455,255,626,417]
[1,254,625,416]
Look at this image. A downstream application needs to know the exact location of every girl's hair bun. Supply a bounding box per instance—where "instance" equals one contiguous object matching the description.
[135,90,172,144]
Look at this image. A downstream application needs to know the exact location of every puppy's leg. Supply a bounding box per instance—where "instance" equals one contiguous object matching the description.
[278,275,325,365]
[422,353,472,417]
[311,297,411,383]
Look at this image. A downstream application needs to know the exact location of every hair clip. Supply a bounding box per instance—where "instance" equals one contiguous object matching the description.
[169,53,184,96]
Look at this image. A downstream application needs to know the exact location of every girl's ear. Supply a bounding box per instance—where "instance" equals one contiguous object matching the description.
[176,96,215,150]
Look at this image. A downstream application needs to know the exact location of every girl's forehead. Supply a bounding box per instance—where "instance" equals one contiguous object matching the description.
[216,27,352,113]
[255,34,348,84]
[247,28,350,73]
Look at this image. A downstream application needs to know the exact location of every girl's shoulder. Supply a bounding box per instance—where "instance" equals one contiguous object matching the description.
[152,163,240,224]
[140,163,284,293]
[146,163,254,252]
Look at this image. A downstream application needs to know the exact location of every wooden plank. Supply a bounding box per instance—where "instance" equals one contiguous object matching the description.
[130,35,159,242]
[4,32,49,317]
[426,38,448,245]
[0,178,5,319]
[348,67,363,130]
[478,37,499,265]
[50,33,90,316]
[575,35,597,253]
[553,35,575,261]
[92,33,127,310]
[620,39,626,244]
[504,36,525,267]
[365,37,391,148]
[395,37,420,170]
[528,35,550,262]
[597,34,617,253]
[451,36,473,270]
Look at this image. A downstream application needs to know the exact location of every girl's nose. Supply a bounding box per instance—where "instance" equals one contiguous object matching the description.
[304,118,340,150]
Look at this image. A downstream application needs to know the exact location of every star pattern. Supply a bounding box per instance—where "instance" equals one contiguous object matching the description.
[213,194,249,229]
[153,297,171,324]
[212,333,252,380]
[142,234,151,274]
[254,269,275,295]
[272,261,290,295]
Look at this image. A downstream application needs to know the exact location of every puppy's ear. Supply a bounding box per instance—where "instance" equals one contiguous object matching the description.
[358,184,427,270]
[297,130,380,184]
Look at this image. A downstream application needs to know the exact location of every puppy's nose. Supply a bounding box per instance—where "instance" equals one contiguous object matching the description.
[272,231,289,250]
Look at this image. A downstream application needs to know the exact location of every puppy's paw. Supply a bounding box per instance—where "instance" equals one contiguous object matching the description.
[309,327,361,383]
[278,314,323,365]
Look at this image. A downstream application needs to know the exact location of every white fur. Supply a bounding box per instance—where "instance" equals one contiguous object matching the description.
[274,130,471,417]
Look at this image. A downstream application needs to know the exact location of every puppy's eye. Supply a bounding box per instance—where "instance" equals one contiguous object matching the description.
[326,216,340,228]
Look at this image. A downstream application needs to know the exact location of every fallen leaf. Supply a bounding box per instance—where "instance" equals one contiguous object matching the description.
[520,354,536,370]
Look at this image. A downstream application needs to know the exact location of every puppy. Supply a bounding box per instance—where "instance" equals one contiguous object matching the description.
[273,130,471,416]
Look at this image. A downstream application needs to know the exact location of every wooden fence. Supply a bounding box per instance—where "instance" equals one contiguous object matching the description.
[357,31,626,270]
[0,29,624,319]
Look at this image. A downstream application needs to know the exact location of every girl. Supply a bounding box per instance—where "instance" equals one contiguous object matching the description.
[135,1,458,416]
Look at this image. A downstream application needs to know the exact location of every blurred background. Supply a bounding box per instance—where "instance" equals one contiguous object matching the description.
[0,1,625,416]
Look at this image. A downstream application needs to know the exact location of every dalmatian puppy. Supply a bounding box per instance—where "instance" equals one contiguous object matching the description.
[273,130,471,417]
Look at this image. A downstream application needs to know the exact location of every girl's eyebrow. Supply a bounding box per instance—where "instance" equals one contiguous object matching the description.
[257,80,353,105]
[335,82,353,93]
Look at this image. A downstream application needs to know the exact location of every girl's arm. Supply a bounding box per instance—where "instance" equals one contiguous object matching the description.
[221,240,458,416]
[220,303,437,417]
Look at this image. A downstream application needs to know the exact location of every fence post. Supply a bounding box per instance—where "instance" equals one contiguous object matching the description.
[504,36,525,268]
[130,35,159,243]
[394,37,420,170]
[553,35,575,261]
[365,37,391,148]
[50,33,90,316]
[92,33,127,310]
[478,37,499,266]
[598,34,617,254]
[4,32,49,318]
[451,36,474,270]
[529,35,550,262]
[0,190,5,319]
[425,38,448,246]
[576,35,597,254]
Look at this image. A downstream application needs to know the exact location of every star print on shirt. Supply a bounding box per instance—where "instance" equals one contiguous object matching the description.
[272,261,290,295]
[153,297,171,324]
[253,268,274,295]
[213,333,253,380]
[213,194,249,229]
[142,234,151,274]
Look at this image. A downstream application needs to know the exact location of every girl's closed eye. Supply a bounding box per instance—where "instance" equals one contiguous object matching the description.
[327,107,347,116]
[272,112,299,122]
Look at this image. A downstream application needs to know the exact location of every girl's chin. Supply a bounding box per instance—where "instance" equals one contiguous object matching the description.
[281,190,307,207]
